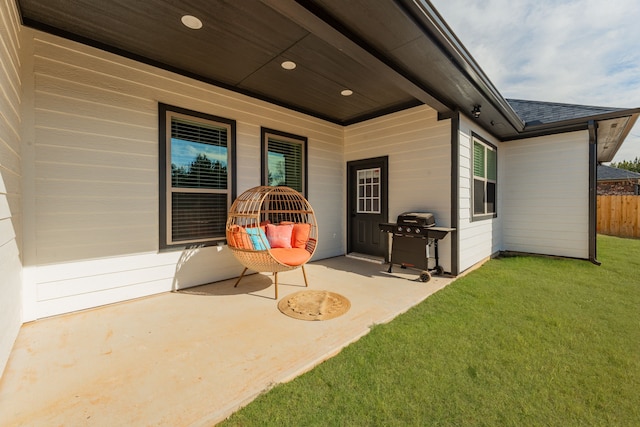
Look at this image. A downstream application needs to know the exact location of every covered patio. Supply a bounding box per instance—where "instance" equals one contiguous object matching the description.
[0,257,455,426]
[3,1,638,424]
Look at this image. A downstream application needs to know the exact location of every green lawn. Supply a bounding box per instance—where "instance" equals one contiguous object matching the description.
[220,235,640,426]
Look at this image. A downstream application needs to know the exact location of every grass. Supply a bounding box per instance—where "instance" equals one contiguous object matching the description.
[220,235,640,426]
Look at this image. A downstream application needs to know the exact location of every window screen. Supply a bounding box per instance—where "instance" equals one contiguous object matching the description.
[472,136,497,219]
[262,129,307,195]
[160,104,235,248]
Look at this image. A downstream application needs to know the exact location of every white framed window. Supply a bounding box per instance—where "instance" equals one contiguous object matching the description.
[261,128,307,196]
[159,104,236,248]
[472,134,497,220]
[357,167,381,213]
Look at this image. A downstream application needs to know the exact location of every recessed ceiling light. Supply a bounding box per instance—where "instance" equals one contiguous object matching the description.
[181,15,203,30]
[281,61,297,70]
[341,89,353,96]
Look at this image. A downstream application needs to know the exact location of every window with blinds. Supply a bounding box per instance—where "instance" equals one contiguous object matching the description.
[472,136,497,219]
[159,104,235,248]
[261,128,307,195]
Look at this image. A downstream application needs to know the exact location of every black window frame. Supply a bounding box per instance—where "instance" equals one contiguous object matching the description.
[471,133,497,221]
[159,103,236,250]
[260,127,308,197]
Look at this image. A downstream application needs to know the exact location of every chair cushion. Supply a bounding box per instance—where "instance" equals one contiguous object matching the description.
[266,223,293,248]
[270,248,311,266]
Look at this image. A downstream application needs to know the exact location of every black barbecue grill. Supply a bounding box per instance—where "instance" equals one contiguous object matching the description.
[379,212,455,282]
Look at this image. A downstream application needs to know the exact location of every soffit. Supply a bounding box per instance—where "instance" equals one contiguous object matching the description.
[17,0,521,132]
[16,0,637,147]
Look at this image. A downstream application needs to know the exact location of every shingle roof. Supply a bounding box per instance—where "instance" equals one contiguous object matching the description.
[506,99,627,126]
[597,164,640,181]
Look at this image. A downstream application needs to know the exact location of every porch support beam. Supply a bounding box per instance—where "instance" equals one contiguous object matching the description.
[588,120,601,266]
[260,0,451,113]
[449,111,460,276]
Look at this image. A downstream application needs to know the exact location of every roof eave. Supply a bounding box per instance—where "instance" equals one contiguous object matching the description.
[523,108,640,131]
[399,0,525,133]
[598,112,640,163]
[502,108,640,141]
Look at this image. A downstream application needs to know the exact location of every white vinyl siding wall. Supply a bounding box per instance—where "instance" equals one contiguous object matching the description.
[344,106,453,272]
[0,0,22,376]
[21,29,343,320]
[502,131,589,258]
[457,116,503,272]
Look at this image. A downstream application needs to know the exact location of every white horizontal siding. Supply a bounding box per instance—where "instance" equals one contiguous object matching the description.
[0,0,22,377]
[344,106,454,272]
[502,131,589,258]
[22,29,343,319]
[31,248,241,319]
[457,116,503,272]
[457,120,590,270]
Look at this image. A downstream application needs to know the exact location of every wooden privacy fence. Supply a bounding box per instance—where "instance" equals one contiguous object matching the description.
[597,195,640,238]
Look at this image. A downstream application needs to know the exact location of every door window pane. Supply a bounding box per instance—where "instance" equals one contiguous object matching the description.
[357,167,381,214]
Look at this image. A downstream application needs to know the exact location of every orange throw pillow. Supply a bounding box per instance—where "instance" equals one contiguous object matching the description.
[266,223,294,248]
[228,225,253,249]
[292,223,311,248]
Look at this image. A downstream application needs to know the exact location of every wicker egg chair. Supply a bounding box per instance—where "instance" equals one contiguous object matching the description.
[226,185,318,299]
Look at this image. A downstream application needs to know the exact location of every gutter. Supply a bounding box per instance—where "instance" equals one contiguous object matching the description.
[400,0,525,131]
[588,120,601,266]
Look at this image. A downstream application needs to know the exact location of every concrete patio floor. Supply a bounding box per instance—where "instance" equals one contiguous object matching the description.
[0,256,455,426]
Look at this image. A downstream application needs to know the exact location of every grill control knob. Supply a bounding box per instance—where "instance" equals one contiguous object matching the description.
[397,226,402,232]
[416,228,421,234]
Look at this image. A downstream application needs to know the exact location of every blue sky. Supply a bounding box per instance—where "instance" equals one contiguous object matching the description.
[431,0,640,162]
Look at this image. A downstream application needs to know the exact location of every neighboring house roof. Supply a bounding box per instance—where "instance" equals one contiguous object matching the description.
[16,0,640,159]
[597,165,640,181]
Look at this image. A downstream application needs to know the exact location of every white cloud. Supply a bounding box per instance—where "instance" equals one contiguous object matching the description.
[431,0,640,162]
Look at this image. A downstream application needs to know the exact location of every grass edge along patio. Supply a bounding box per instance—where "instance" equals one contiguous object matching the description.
[221,235,640,426]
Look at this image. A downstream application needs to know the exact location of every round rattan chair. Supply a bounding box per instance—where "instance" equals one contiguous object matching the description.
[226,186,318,299]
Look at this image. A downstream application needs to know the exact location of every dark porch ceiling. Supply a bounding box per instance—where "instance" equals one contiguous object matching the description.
[16,0,525,133]
[15,0,639,148]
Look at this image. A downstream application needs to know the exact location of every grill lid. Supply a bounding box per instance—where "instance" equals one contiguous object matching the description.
[397,212,435,227]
